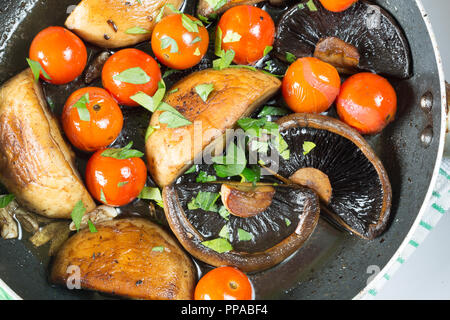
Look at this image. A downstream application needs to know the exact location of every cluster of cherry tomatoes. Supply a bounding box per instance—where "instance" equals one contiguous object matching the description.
[27,0,395,300]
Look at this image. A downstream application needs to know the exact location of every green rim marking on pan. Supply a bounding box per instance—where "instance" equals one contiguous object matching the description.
[396,257,405,264]
[432,191,441,198]
[439,168,450,180]
[368,289,378,296]
[0,287,13,300]
[409,240,419,248]
[419,220,433,230]
[432,203,446,214]
[383,273,391,280]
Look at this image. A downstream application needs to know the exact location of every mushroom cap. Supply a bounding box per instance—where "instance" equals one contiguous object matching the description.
[163,182,320,272]
[197,0,265,17]
[274,0,412,79]
[146,67,281,188]
[270,113,392,240]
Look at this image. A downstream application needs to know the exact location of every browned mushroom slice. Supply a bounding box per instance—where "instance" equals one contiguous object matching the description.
[263,113,392,240]
[274,0,412,79]
[221,184,275,218]
[0,70,96,218]
[163,182,320,272]
[50,218,197,300]
[65,0,183,48]
[146,67,281,188]
[197,0,265,17]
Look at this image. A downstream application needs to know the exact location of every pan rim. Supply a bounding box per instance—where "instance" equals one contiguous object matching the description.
[354,0,448,300]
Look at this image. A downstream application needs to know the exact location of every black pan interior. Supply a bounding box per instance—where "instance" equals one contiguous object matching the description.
[0,0,444,300]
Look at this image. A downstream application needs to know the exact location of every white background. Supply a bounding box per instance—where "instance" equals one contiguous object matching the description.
[375,0,450,300]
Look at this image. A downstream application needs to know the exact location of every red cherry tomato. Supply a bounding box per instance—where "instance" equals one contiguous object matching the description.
[218,5,275,65]
[152,14,209,70]
[85,148,147,207]
[319,0,359,12]
[282,57,341,113]
[194,266,254,300]
[62,87,124,152]
[336,72,397,135]
[102,48,161,107]
[29,26,87,85]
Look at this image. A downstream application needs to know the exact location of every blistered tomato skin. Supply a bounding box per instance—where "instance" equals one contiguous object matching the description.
[194,266,254,300]
[218,5,275,65]
[152,14,209,70]
[319,0,359,12]
[282,57,341,114]
[85,150,147,207]
[29,26,87,85]
[336,72,397,135]
[102,48,161,107]
[62,87,124,152]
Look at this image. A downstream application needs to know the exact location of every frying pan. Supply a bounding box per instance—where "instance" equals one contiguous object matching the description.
[0,0,447,300]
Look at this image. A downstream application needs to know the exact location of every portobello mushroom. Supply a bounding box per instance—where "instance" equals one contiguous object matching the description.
[163,182,320,272]
[50,218,196,300]
[65,0,183,48]
[274,0,412,78]
[265,113,392,240]
[197,0,265,17]
[0,70,96,218]
[146,67,281,187]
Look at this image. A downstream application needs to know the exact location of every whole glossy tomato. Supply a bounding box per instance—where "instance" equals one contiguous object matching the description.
[29,26,87,85]
[319,0,359,12]
[336,72,397,135]
[194,266,253,300]
[62,87,124,152]
[152,14,209,70]
[282,57,341,114]
[102,48,161,107]
[218,5,275,65]
[85,146,147,207]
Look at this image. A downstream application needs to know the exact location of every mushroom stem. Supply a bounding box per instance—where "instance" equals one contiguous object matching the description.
[314,37,360,74]
[289,168,332,204]
[221,184,275,218]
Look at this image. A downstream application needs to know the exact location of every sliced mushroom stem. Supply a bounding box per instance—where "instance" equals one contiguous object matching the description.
[289,168,332,204]
[314,37,360,74]
[0,207,18,239]
[221,184,275,218]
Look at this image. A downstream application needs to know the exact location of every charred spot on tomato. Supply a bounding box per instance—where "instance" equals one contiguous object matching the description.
[274,0,412,79]
[93,104,101,112]
[266,113,392,240]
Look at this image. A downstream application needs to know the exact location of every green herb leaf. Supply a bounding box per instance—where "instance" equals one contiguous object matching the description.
[0,194,15,208]
[201,238,233,253]
[118,181,129,187]
[88,220,98,233]
[100,188,107,203]
[101,141,144,159]
[160,36,179,53]
[72,93,91,122]
[213,49,235,70]
[223,30,241,43]
[158,102,192,128]
[212,142,247,178]
[185,165,197,174]
[215,26,223,57]
[205,0,227,10]
[258,106,289,118]
[152,246,165,252]
[145,125,159,141]
[218,224,230,240]
[303,141,316,155]
[71,201,86,232]
[163,68,180,78]
[238,228,253,241]
[263,46,273,56]
[285,218,292,227]
[113,67,151,84]
[218,206,230,221]
[240,166,261,183]
[306,0,318,11]
[181,14,203,33]
[130,91,155,112]
[197,14,211,24]
[286,52,297,63]
[26,58,51,82]
[139,187,163,207]
[193,48,201,56]
[195,83,214,102]
[196,171,217,183]
[125,26,150,34]
[191,36,202,44]
[187,191,220,212]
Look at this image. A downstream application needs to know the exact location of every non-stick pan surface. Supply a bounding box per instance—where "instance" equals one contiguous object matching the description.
[0,0,446,299]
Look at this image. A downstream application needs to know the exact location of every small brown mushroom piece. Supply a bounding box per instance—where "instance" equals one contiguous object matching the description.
[221,184,275,218]
[274,0,412,78]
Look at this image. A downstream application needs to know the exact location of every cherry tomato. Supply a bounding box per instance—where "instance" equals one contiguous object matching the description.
[29,26,87,85]
[151,14,209,70]
[102,48,161,107]
[85,148,147,207]
[194,266,253,300]
[62,87,124,152]
[217,5,275,65]
[282,57,341,113]
[319,0,359,12]
[336,72,397,135]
